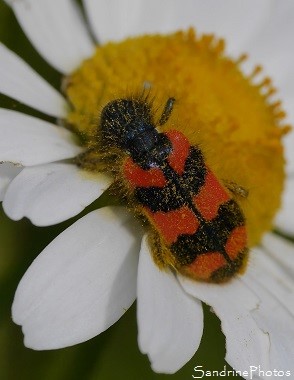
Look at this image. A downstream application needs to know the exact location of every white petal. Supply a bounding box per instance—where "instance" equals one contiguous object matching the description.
[137,235,203,374]
[0,43,68,117]
[241,246,294,376]
[0,162,22,202]
[3,163,111,226]
[262,233,294,274]
[0,109,81,166]
[284,126,294,175]
[240,2,294,173]
[12,207,142,349]
[275,175,294,236]
[179,276,270,376]
[226,2,294,175]
[242,1,294,91]
[6,0,94,74]
[84,0,271,55]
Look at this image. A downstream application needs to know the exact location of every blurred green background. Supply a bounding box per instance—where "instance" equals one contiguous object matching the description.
[0,1,243,379]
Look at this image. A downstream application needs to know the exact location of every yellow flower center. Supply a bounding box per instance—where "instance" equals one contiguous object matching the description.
[65,29,289,248]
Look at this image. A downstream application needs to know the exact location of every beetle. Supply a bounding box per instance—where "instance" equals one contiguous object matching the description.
[89,94,248,282]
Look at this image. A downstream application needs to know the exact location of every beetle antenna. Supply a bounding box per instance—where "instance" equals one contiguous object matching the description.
[158,97,176,126]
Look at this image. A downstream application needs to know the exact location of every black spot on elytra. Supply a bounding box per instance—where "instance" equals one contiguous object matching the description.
[170,200,245,265]
[134,147,207,212]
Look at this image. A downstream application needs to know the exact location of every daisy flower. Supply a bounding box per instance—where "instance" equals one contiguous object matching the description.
[1,0,294,377]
